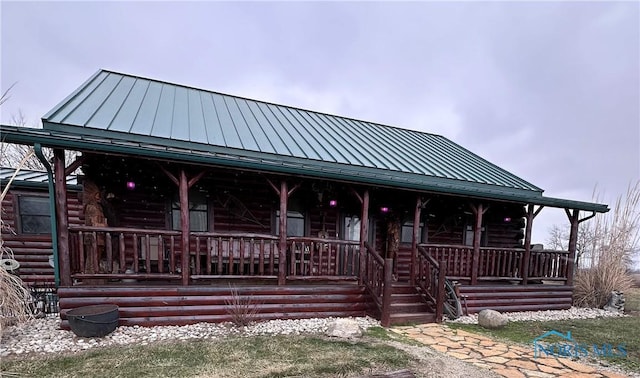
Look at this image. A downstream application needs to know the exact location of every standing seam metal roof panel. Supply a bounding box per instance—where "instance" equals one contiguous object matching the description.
[41,69,543,193]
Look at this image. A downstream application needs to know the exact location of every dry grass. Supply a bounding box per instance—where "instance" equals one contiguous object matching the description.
[224,285,260,327]
[1,151,37,334]
[573,183,640,308]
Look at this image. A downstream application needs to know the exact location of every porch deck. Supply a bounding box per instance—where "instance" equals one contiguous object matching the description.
[58,226,573,326]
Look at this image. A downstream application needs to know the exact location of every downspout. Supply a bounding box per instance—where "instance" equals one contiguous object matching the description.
[34,143,60,287]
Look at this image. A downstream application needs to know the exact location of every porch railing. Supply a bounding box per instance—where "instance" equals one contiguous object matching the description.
[416,246,445,322]
[286,237,360,280]
[528,249,570,281]
[69,227,363,282]
[419,243,569,283]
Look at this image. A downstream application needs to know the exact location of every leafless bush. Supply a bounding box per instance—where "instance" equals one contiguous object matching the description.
[224,285,260,327]
[572,182,640,308]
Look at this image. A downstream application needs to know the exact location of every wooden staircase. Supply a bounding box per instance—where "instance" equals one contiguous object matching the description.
[388,283,436,325]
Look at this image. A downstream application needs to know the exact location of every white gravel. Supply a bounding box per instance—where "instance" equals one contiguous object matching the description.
[447,306,628,324]
[0,307,628,358]
[0,316,379,357]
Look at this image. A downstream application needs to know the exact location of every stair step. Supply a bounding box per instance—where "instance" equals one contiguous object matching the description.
[391,293,423,303]
[389,312,436,325]
[390,302,431,313]
[390,284,416,294]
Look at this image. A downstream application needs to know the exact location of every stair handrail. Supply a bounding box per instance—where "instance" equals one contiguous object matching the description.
[417,245,446,322]
[362,242,388,322]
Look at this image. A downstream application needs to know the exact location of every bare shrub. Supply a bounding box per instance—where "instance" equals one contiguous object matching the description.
[224,285,260,327]
[572,182,640,308]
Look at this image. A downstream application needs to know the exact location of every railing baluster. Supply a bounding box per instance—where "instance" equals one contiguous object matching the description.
[119,233,125,273]
[206,237,212,275]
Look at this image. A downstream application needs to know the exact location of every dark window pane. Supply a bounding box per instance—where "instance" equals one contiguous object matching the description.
[19,196,51,234]
[19,196,50,216]
[21,216,51,234]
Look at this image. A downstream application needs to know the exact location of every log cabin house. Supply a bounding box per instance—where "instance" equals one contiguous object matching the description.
[0,69,608,327]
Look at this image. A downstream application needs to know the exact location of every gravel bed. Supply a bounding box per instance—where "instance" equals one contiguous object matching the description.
[447,306,627,324]
[0,316,379,357]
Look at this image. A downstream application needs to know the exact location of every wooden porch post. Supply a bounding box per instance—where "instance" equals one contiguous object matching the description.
[358,190,369,285]
[410,196,422,286]
[566,209,580,286]
[278,180,288,285]
[53,149,71,287]
[522,204,544,285]
[179,170,190,286]
[470,203,486,285]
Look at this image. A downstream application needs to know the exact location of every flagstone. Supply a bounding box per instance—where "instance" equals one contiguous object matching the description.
[505,359,540,371]
[559,359,598,373]
[535,357,564,369]
[538,364,570,375]
[520,369,557,378]
[492,367,526,378]
[479,340,496,346]
[448,351,472,360]
[479,348,508,357]
[484,356,510,364]
[501,351,522,359]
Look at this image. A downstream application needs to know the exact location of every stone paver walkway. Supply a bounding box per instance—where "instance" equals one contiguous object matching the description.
[392,324,630,378]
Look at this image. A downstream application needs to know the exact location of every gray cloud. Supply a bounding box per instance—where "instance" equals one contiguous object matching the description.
[2,1,638,243]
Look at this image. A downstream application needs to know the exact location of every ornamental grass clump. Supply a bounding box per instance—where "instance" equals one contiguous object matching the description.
[573,182,640,308]
[0,151,37,334]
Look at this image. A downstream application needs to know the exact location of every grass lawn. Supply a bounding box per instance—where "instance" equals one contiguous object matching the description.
[448,316,640,373]
[626,287,640,312]
[0,333,412,378]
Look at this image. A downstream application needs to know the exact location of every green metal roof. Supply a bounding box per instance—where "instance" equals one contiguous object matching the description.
[43,70,541,192]
[0,166,79,189]
[0,69,609,213]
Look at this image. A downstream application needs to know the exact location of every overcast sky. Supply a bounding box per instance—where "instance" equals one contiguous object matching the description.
[1,1,638,245]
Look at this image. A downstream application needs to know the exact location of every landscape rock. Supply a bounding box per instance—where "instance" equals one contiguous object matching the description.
[604,290,625,313]
[477,309,508,329]
[325,318,363,338]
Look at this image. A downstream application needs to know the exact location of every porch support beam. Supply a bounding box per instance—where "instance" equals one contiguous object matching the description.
[278,180,288,285]
[179,170,190,286]
[470,203,487,285]
[565,209,596,285]
[53,149,71,287]
[358,189,369,285]
[410,196,423,286]
[522,204,544,285]
[565,209,580,286]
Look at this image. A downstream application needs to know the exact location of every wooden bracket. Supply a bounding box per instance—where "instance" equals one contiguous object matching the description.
[266,178,280,196]
[65,155,86,176]
[187,170,206,188]
[158,165,179,186]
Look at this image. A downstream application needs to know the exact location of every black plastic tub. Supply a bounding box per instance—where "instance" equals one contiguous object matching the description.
[66,304,119,337]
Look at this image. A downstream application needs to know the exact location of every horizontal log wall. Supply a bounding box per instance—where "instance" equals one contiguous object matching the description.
[58,284,371,328]
[2,189,82,285]
[457,284,573,314]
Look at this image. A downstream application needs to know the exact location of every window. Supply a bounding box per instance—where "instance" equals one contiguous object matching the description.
[171,191,209,232]
[401,222,424,244]
[275,210,305,237]
[18,195,51,234]
[463,225,487,246]
[344,216,361,241]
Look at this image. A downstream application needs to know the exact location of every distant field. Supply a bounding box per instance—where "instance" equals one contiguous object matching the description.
[631,272,640,287]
